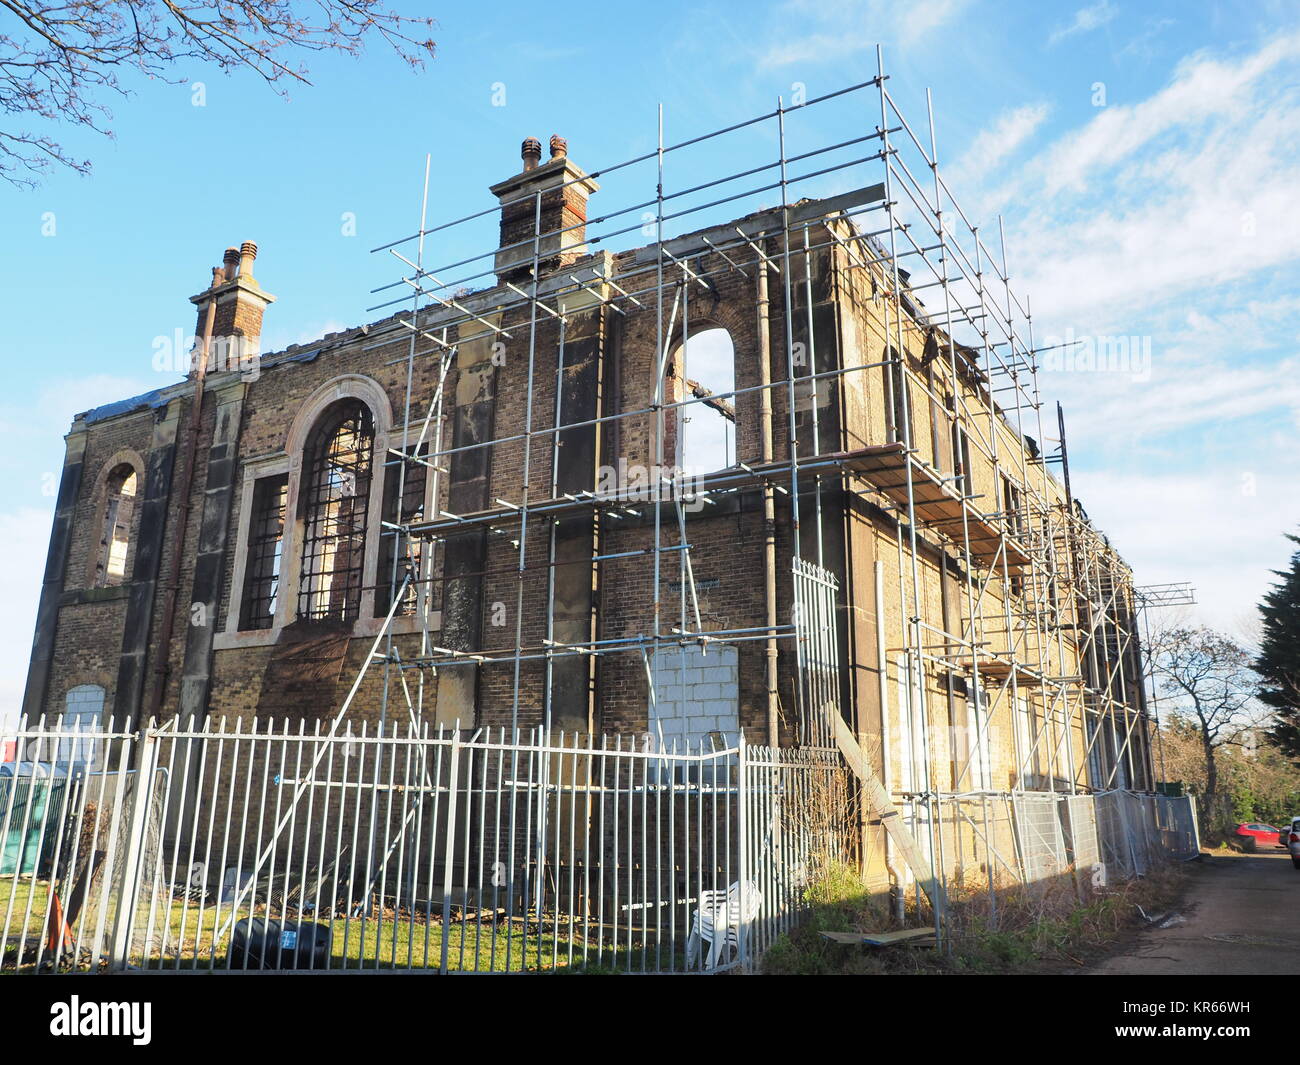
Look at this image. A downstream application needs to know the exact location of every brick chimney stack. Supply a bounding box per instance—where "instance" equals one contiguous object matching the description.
[189,240,275,373]
[490,135,598,283]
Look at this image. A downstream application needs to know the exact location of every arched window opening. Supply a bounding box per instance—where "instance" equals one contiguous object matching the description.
[59,685,105,768]
[675,328,736,475]
[96,464,138,587]
[298,400,375,622]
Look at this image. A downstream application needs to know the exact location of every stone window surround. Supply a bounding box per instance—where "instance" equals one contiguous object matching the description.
[216,373,441,650]
[85,449,146,589]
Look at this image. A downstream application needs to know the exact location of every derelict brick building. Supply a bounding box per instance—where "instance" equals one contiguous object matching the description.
[21,130,1156,810]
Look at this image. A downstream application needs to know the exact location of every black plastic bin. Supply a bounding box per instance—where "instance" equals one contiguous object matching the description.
[226,917,332,970]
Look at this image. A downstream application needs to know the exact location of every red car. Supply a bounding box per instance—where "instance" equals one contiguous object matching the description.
[1233,822,1281,852]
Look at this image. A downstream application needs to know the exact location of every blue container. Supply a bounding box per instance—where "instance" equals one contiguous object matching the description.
[0,767,69,876]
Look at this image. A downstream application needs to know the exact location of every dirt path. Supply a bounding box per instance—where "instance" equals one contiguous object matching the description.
[1088,850,1300,975]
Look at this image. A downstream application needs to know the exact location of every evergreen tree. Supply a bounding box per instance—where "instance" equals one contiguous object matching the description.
[1257,533,1300,759]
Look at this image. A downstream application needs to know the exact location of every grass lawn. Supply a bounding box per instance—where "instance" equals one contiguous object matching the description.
[2,876,689,973]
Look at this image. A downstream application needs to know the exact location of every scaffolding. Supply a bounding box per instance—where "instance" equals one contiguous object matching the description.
[343,48,1163,918]
[0,52,1206,975]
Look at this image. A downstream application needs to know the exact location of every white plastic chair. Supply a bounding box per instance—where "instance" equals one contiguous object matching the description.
[686,880,761,969]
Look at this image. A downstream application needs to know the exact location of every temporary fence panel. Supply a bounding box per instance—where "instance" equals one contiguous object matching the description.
[1062,794,1101,874]
[1153,795,1199,860]
[0,719,144,973]
[927,789,1198,897]
[1089,790,1201,883]
[1011,793,1067,885]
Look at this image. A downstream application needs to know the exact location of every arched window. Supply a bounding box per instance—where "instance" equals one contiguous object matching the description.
[673,327,736,475]
[95,464,138,587]
[298,400,376,622]
[60,685,105,767]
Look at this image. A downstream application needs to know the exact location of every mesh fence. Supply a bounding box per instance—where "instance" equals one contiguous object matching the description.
[1012,794,1068,884]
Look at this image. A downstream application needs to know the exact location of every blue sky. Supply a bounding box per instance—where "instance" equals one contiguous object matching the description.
[2,0,1298,712]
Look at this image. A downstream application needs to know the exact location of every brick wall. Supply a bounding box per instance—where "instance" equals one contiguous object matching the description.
[27,206,1145,805]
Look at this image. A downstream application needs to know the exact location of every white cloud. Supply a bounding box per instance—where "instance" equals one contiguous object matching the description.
[980,35,1300,327]
[1038,33,1300,196]
[1070,465,1300,635]
[900,0,970,46]
[936,34,1300,635]
[1049,1,1118,46]
[1119,17,1175,61]
[0,374,158,513]
[757,0,969,68]
[946,103,1049,192]
[39,374,161,424]
[1045,354,1300,450]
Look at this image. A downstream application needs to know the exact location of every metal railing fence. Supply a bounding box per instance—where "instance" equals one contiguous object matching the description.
[1,716,1198,974]
[1,717,846,974]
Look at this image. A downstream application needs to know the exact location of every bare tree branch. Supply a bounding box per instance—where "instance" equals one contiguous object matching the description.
[1147,624,1267,803]
[0,1,436,187]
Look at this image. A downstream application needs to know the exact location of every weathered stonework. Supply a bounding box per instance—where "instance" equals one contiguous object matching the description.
[23,134,1153,882]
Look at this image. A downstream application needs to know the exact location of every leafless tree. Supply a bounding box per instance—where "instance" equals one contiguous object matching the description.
[1148,625,1265,803]
[1,1,436,186]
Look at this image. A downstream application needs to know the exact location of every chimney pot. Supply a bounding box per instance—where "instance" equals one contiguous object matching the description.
[189,239,274,377]
[238,240,258,277]
[490,144,597,283]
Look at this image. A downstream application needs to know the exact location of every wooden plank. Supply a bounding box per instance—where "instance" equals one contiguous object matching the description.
[842,447,1032,573]
[950,659,1082,687]
[831,713,941,912]
[790,183,886,223]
